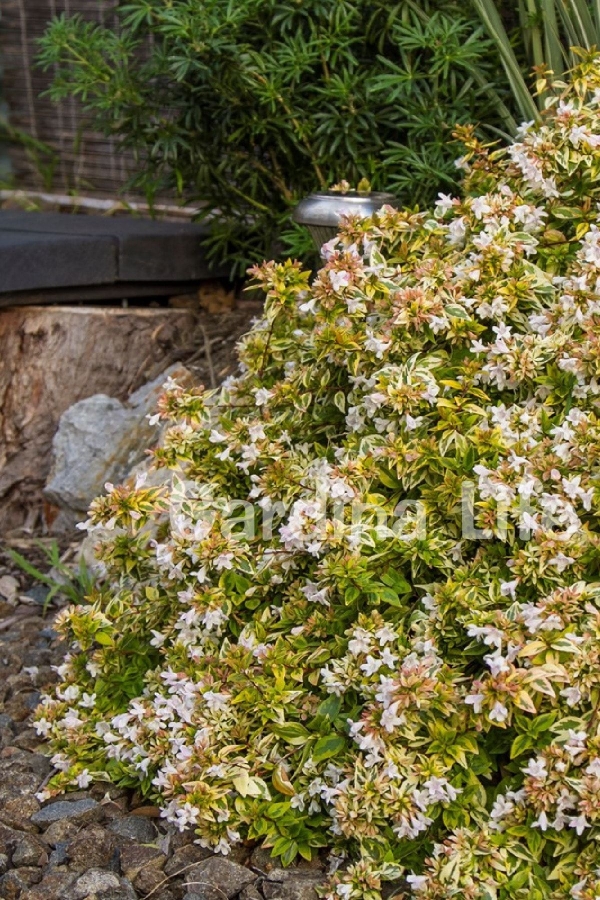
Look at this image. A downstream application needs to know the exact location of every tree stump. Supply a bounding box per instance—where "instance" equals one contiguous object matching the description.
[0,305,197,532]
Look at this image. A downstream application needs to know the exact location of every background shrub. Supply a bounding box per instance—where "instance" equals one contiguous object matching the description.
[39,0,510,273]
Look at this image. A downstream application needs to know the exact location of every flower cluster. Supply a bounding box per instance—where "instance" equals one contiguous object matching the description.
[37,61,600,898]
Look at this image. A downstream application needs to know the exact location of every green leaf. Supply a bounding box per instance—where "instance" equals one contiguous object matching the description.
[312,734,346,763]
[270,723,311,746]
[445,305,471,320]
[333,391,346,413]
[510,733,535,759]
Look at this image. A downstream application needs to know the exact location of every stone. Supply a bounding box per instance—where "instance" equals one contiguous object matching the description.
[133,866,167,895]
[44,364,191,515]
[11,834,47,867]
[30,798,101,827]
[19,871,77,900]
[0,867,42,898]
[20,753,51,780]
[64,868,121,900]
[42,819,79,847]
[119,842,166,882]
[0,714,15,733]
[164,844,213,877]
[107,815,157,845]
[184,857,257,900]
[66,824,118,872]
[262,878,323,900]
[0,823,20,855]
[2,794,42,825]
[0,853,8,875]
[96,878,137,900]
[0,576,19,601]
[250,845,279,873]
[47,841,69,867]
[239,887,263,900]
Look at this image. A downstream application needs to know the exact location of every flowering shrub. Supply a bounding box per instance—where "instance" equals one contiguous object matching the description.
[37,59,600,899]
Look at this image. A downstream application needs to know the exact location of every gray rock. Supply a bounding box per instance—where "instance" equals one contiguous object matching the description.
[66,824,118,872]
[18,871,77,900]
[0,866,42,896]
[96,878,137,900]
[262,878,323,900]
[47,841,69,868]
[0,852,8,875]
[0,823,20,855]
[239,886,263,900]
[65,868,121,900]
[42,819,79,847]
[24,585,51,607]
[164,843,213,877]
[250,846,279,873]
[265,868,324,882]
[184,857,257,900]
[0,714,15,733]
[120,842,166,881]
[11,835,46,867]
[44,364,190,515]
[107,814,157,845]
[30,798,100,827]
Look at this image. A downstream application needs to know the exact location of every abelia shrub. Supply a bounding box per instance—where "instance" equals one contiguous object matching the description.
[37,60,600,899]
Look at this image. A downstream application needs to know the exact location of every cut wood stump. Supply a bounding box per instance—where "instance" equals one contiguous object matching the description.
[0,305,197,532]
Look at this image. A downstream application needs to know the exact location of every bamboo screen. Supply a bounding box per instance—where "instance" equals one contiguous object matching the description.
[1,0,143,198]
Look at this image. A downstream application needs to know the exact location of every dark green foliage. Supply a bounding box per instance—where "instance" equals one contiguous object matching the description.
[39,0,510,273]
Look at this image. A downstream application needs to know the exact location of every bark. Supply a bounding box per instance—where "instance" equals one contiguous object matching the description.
[0,305,197,531]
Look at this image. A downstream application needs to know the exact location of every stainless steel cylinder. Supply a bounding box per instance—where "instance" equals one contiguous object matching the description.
[293,190,397,248]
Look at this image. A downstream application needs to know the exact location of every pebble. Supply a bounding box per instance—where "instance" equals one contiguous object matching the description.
[66,824,119,872]
[65,868,121,900]
[30,798,100,826]
[11,835,47,867]
[107,815,157,845]
[184,857,257,900]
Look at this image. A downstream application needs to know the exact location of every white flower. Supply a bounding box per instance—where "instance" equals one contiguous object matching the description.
[465,692,485,714]
[364,329,390,358]
[471,197,492,219]
[435,193,455,215]
[76,769,93,788]
[406,874,427,891]
[360,655,382,676]
[447,217,467,246]
[203,691,229,712]
[569,814,589,836]
[560,686,582,707]
[254,388,273,406]
[490,794,514,820]
[329,270,351,292]
[523,758,547,779]
[489,701,509,723]
[500,579,518,599]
